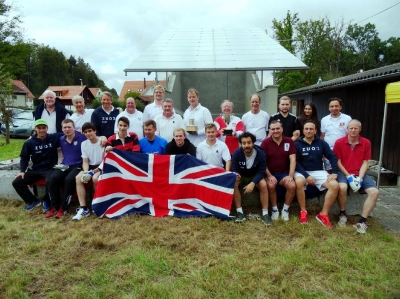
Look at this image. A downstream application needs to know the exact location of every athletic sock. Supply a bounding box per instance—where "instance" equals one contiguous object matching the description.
[262,209,268,216]
[272,206,278,212]
[340,210,346,216]
[283,204,290,211]
[236,207,243,214]
[358,216,367,223]
[81,206,88,210]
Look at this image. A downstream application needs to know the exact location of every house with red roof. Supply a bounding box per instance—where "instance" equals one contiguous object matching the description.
[11,80,35,108]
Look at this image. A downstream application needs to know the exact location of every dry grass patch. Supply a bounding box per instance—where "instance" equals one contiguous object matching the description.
[0,199,399,299]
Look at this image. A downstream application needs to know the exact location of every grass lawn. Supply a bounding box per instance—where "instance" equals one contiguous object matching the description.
[0,199,399,299]
[0,135,25,161]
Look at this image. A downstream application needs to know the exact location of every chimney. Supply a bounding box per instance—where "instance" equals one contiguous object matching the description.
[144,78,146,89]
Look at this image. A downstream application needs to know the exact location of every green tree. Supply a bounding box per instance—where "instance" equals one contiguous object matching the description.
[344,23,384,72]
[0,63,15,144]
[382,37,400,65]
[272,10,299,55]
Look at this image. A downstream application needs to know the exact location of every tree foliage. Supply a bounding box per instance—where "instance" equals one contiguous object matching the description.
[0,1,114,102]
[271,11,400,93]
[0,63,14,144]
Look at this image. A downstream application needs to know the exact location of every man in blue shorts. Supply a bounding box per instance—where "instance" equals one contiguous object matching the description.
[333,119,379,234]
[261,120,296,221]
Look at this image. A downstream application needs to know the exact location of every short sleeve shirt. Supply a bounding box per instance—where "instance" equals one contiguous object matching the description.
[261,136,296,173]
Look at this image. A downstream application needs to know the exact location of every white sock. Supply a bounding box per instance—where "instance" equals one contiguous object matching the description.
[236,207,243,214]
[283,204,290,211]
[272,206,278,212]
[262,209,268,216]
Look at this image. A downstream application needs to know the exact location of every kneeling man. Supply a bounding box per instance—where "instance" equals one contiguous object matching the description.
[333,119,379,234]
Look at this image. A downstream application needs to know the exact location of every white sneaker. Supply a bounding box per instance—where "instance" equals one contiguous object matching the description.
[271,210,279,220]
[338,214,347,227]
[281,209,289,221]
[72,207,90,221]
[353,222,368,234]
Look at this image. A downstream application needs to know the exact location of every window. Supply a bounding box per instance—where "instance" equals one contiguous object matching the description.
[12,95,17,99]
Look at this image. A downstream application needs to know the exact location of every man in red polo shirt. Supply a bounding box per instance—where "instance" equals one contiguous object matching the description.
[261,120,296,222]
[333,119,379,234]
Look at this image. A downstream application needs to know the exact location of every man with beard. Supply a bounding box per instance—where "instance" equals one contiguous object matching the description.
[231,132,271,226]
[268,96,300,141]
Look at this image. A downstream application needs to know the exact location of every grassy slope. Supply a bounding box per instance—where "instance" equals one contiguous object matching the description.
[0,135,24,161]
[0,199,399,299]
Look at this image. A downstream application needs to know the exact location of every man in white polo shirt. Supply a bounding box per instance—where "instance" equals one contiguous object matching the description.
[320,97,352,170]
[196,123,231,170]
[143,85,166,121]
[154,98,184,142]
[114,97,143,139]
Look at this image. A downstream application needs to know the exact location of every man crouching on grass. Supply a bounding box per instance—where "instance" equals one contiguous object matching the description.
[231,132,271,226]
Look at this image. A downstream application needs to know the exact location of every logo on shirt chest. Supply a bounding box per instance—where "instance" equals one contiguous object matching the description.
[301,146,320,154]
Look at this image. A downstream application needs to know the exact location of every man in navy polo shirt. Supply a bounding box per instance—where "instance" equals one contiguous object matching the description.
[90,91,119,138]
[261,120,296,222]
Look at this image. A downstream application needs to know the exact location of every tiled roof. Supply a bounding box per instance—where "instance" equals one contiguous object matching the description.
[283,63,400,96]
[89,88,101,97]
[38,86,88,100]
[12,80,35,98]
[118,80,166,102]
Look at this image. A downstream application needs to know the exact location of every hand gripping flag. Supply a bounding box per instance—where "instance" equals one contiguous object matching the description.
[92,149,236,219]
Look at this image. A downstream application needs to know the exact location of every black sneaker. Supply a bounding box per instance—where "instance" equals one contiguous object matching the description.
[234,212,246,223]
[261,214,273,226]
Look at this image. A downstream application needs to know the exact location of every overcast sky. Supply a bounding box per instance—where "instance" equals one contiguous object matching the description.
[15,0,400,94]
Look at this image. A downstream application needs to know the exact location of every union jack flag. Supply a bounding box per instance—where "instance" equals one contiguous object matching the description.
[92,149,236,219]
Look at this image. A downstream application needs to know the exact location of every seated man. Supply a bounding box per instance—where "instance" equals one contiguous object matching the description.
[139,120,167,154]
[261,120,296,221]
[196,123,231,170]
[12,119,62,211]
[231,132,271,225]
[72,122,105,221]
[165,128,196,156]
[105,116,140,153]
[46,119,87,218]
[333,119,379,234]
[294,120,339,228]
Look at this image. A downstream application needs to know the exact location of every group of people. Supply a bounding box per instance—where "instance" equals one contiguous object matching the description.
[231,96,378,234]
[12,88,379,233]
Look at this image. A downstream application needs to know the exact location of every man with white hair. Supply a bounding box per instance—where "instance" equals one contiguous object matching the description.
[154,98,184,142]
[70,95,94,131]
[33,90,70,133]
[114,97,144,139]
[333,119,379,234]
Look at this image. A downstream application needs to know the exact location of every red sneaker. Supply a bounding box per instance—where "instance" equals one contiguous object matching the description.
[55,208,66,219]
[299,210,308,224]
[316,213,333,228]
[45,207,57,218]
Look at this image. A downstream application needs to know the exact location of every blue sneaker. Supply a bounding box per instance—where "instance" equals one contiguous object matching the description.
[42,201,51,212]
[23,201,41,211]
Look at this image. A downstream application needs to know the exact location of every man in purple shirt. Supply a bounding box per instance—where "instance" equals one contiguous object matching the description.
[46,119,87,218]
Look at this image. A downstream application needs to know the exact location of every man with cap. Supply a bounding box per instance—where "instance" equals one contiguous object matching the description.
[12,119,62,211]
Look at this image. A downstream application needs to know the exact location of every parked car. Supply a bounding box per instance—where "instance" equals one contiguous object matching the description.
[0,110,34,138]
[0,108,24,127]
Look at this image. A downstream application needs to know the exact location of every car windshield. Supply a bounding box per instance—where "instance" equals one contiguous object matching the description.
[14,111,33,120]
